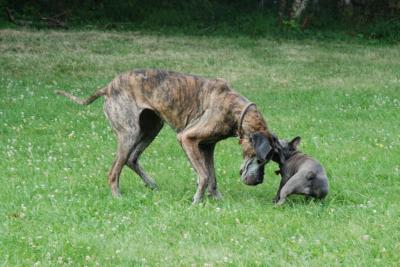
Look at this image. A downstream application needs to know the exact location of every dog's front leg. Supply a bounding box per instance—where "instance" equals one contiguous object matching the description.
[200,143,222,200]
[178,133,212,204]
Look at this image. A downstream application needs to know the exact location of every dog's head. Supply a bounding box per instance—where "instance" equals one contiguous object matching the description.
[239,132,279,186]
[271,136,301,164]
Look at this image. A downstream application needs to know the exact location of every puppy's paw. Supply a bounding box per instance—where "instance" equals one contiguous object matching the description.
[275,199,286,206]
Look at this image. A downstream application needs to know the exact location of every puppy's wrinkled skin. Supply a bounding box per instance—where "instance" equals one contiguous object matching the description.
[56,69,277,204]
[272,136,329,205]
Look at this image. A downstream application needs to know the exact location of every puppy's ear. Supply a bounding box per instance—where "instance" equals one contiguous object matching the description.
[251,132,272,162]
[289,136,301,149]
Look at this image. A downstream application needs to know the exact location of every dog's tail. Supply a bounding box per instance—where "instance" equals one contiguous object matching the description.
[55,86,107,105]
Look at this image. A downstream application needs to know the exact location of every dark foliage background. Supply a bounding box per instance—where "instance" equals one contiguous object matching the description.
[1,0,400,41]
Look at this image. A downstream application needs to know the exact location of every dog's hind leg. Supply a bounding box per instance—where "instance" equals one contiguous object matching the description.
[126,109,164,189]
[104,94,141,197]
[108,136,137,197]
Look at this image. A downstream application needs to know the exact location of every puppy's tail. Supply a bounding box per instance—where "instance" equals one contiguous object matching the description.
[306,170,317,180]
[55,86,107,105]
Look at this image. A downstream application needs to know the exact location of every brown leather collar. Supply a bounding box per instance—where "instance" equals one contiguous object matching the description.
[238,102,256,140]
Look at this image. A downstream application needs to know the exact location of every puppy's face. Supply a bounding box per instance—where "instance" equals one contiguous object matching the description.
[272,136,301,164]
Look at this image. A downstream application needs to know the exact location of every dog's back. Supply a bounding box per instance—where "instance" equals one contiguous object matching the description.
[107,69,245,132]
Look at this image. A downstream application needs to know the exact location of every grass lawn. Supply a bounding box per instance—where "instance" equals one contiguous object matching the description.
[1,29,399,266]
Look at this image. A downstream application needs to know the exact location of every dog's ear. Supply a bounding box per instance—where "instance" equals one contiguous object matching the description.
[271,133,279,144]
[251,132,272,162]
[271,133,285,163]
[289,136,301,149]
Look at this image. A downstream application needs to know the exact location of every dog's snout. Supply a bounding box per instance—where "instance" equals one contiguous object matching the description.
[243,175,263,186]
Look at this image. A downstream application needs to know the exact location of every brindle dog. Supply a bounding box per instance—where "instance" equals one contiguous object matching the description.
[56,69,278,203]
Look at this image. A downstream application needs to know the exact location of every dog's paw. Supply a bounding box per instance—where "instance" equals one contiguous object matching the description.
[208,190,223,201]
[111,191,122,198]
[192,195,204,205]
[146,181,158,190]
[111,185,122,198]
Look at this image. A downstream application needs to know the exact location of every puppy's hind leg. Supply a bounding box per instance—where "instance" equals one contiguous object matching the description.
[312,175,329,199]
[276,170,311,206]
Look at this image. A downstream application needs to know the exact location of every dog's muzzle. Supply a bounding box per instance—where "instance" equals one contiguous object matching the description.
[240,158,266,186]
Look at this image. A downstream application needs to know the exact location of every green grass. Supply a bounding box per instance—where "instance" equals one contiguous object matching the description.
[1,29,399,266]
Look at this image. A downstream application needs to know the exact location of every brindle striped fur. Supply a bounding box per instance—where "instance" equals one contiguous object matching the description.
[56,69,276,203]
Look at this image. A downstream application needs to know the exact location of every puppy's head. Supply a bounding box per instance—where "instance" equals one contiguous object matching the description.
[272,136,301,164]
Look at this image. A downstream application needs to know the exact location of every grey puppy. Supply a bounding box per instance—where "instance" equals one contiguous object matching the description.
[272,136,329,205]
